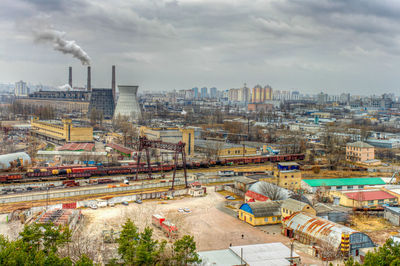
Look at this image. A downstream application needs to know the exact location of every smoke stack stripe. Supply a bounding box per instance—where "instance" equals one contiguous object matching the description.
[68,66,72,88]
[87,66,91,91]
[112,65,116,103]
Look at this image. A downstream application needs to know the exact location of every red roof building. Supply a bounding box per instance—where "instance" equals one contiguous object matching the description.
[245,190,269,202]
[106,143,134,157]
[59,143,95,152]
[345,191,396,201]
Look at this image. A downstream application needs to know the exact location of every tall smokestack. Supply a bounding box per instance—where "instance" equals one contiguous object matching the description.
[112,65,116,103]
[68,66,72,89]
[87,66,91,91]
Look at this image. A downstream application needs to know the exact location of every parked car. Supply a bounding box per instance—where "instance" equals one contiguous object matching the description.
[183,208,191,213]
[134,199,142,204]
[122,201,129,206]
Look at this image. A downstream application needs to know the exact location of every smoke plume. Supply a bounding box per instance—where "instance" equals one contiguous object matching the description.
[58,84,72,90]
[33,27,91,65]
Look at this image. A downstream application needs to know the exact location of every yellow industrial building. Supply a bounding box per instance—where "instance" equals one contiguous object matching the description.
[195,140,257,158]
[139,126,195,156]
[253,162,302,190]
[273,162,302,190]
[238,198,315,226]
[280,198,316,218]
[30,117,93,144]
[238,201,282,226]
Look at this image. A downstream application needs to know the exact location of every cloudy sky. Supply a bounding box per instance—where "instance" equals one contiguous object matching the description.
[1,0,400,94]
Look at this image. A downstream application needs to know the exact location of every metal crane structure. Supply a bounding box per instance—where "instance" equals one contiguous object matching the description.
[389,171,399,184]
[135,136,188,190]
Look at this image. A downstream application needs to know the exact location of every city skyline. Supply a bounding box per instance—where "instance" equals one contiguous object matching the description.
[1,0,400,94]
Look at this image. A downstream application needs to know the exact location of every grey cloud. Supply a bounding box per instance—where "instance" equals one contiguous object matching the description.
[1,0,400,94]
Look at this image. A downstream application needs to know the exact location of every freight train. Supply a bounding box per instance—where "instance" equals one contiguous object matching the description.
[0,154,305,183]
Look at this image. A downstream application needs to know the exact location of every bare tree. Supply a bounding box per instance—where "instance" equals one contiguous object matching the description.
[257,182,287,200]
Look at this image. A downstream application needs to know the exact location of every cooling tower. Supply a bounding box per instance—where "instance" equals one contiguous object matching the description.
[113,85,142,122]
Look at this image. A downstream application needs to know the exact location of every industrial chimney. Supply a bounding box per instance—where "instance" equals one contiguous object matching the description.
[68,66,72,89]
[87,66,91,91]
[112,65,116,103]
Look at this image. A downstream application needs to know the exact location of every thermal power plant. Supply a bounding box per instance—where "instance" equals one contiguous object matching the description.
[113,85,142,122]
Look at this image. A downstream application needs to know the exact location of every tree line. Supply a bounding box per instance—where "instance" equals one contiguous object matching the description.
[0,219,201,266]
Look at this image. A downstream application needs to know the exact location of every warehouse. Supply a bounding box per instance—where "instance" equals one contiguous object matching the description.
[30,117,93,144]
[282,212,375,257]
[329,189,397,207]
[280,198,316,218]
[238,201,282,226]
[195,139,257,157]
[302,177,386,193]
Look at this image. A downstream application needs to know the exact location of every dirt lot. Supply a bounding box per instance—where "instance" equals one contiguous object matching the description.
[81,188,323,265]
[350,215,400,245]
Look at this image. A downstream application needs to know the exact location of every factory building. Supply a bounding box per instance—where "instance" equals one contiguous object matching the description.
[282,212,375,257]
[195,140,257,157]
[30,117,93,144]
[140,126,195,156]
[88,88,115,118]
[302,177,386,193]
[17,66,117,115]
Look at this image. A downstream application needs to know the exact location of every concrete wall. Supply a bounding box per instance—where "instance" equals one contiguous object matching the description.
[384,209,400,226]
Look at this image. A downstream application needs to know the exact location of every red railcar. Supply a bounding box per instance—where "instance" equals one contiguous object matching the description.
[161,220,178,238]
[71,167,97,173]
[152,214,165,228]
[67,172,91,179]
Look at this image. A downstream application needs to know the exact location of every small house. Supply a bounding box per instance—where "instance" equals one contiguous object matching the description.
[280,198,316,218]
[188,181,205,197]
[244,190,269,202]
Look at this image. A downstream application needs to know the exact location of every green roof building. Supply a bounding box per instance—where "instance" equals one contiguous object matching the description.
[302,177,385,193]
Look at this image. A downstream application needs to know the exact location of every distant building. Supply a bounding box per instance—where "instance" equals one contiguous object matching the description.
[346,141,375,163]
[200,87,208,98]
[192,87,199,98]
[14,80,29,96]
[209,87,217,98]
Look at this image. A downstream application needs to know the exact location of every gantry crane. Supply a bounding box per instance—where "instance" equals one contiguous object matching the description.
[135,136,187,190]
